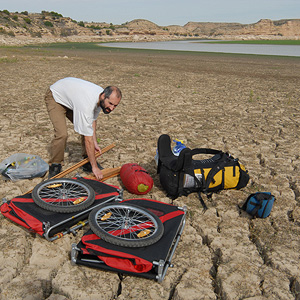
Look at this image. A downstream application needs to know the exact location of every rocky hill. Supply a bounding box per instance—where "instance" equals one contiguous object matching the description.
[0,10,299,45]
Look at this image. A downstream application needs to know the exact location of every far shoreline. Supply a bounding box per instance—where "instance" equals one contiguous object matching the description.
[1,41,299,60]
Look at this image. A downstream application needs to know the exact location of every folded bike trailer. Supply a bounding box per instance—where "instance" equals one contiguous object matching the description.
[71,198,187,282]
[1,177,122,241]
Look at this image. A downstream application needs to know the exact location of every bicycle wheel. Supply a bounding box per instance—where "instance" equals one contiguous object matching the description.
[32,178,95,213]
[89,202,164,247]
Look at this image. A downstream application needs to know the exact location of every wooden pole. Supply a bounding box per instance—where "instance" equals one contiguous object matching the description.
[49,143,115,179]
[24,143,116,194]
[85,166,121,182]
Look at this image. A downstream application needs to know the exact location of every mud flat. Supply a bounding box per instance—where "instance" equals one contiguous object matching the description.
[0,45,299,299]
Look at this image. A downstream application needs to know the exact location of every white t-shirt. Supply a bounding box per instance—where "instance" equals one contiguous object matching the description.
[50,77,103,136]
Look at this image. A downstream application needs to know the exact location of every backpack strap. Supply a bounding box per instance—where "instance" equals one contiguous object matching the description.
[201,152,229,192]
[181,148,223,211]
[177,148,194,196]
[190,148,223,156]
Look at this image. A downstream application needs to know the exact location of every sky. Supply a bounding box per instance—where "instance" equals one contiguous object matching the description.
[0,0,299,26]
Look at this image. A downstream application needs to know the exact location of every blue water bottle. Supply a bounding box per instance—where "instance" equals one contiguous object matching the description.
[172,139,186,156]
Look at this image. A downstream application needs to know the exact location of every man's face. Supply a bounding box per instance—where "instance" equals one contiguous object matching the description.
[99,92,120,114]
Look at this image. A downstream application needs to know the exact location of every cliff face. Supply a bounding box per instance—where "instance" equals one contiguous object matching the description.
[182,19,300,38]
[0,10,299,45]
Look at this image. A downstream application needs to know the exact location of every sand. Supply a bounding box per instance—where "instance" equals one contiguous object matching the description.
[0,45,299,299]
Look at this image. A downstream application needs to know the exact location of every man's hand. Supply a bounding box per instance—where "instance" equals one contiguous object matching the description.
[92,166,103,180]
[94,142,102,155]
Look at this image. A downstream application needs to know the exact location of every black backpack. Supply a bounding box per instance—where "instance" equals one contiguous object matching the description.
[157,134,250,209]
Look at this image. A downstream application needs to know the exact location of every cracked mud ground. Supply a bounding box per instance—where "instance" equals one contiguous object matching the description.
[0,46,299,300]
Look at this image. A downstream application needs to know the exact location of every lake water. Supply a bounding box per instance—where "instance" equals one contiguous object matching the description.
[101,40,300,57]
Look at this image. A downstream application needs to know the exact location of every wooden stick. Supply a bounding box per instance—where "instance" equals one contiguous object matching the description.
[85,166,121,181]
[24,143,116,194]
[50,143,115,179]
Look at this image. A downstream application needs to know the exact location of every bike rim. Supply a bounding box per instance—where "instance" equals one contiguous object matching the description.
[94,204,160,241]
[36,179,92,208]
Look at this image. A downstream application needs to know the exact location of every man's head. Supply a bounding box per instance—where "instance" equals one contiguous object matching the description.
[99,86,122,114]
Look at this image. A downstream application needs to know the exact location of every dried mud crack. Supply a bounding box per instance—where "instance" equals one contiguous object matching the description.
[0,46,299,299]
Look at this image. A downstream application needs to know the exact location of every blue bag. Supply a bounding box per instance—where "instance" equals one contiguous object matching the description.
[243,192,275,218]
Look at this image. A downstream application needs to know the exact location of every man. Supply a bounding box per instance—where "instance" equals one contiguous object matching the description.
[45,77,122,180]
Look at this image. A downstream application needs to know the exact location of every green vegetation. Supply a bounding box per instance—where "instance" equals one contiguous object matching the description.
[41,11,63,18]
[25,42,106,50]
[249,90,254,102]
[44,21,54,27]
[206,40,300,45]
[0,57,18,63]
[87,24,102,30]
[1,10,10,15]
[0,27,15,36]
[23,17,31,24]
[50,11,63,18]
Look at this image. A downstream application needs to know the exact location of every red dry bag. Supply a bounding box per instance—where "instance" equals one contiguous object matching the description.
[120,163,153,195]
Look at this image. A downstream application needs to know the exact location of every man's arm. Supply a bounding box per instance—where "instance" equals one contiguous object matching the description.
[84,135,103,180]
[92,120,101,154]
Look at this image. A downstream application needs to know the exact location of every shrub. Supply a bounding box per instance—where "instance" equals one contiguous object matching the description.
[78,21,85,27]
[31,31,42,37]
[50,11,63,18]
[12,15,18,21]
[21,11,28,15]
[88,25,102,30]
[0,28,15,37]
[2,10,10,15]
[24,17,31,24]
[44,21,54,27]
[60,28,77,36]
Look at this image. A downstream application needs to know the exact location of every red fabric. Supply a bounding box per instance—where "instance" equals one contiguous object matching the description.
[95,192,119,200]
[82,233,153,273]
[0,201,44,236]
[120,163,153,195]
[159,210,185,223]
[120,198,185,221]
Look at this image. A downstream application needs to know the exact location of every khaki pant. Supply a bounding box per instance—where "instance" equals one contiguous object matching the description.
[45,88,86,164]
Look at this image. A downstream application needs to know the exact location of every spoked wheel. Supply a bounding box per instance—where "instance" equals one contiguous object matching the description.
[32,178,95,213]
[89,202,164,247]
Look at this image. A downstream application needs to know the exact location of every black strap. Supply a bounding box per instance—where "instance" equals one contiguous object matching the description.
[254,192,274,202]
[190,148,223,156]
[202,153,228,192]
[135,169,149,174]
[248,199,263,217]
[197,191,208,212]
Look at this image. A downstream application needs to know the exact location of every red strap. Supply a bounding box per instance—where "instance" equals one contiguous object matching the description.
[160,210,184,223]
[95,192,119,200]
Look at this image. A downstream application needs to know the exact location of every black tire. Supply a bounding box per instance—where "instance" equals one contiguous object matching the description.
[89,202,164,247]
[32,178,95,213]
